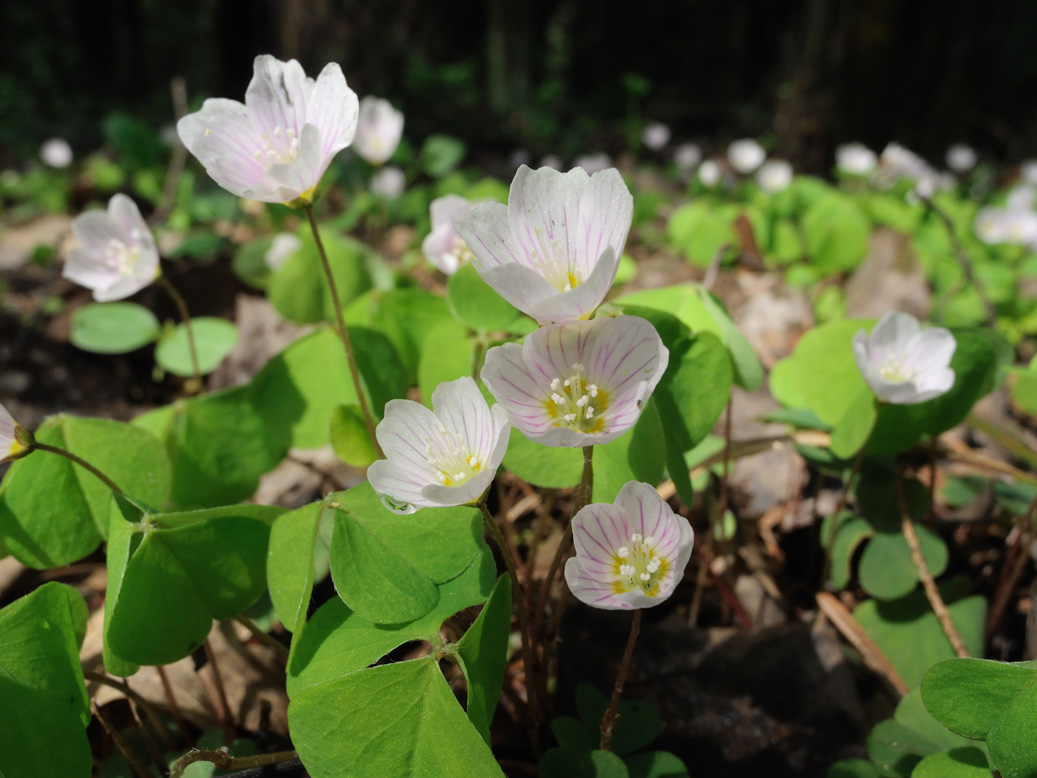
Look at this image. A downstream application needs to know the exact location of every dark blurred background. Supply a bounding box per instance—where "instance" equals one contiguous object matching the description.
[3,0,1037,172]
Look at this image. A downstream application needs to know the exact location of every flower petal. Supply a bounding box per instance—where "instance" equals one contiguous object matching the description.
[306,62,359,157]
[525,247,619,324]
[245,55,311,140]
[268,123,324,201]
[177,98,270,198]
[457,201,523,269]
[431,376,495,464]
[868,311,920,364]
[478,262,565,317]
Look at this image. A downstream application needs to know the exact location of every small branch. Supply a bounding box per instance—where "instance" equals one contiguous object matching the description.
[697,544,752,629]
[92,701,153,778]
[202,638,236,744]
[478,501,540,756]
[157,664,193,746]
[816,592,909,696]
[170,749,299,778]
[600,609,643,751]
[233,615,290,661]
[986,492,1037,639]
[896,477,969,658]
[31,443,122,493]
[717,394,734,519]
[158,274,203,392]
[304,205,382,457]
[820,441,868,589]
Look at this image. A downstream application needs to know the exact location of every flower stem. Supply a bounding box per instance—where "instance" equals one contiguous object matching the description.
[31,443,122,493]
[896,476,969,657]
[600,608,642,751]
[169,749,299,778]
[534,446,594,639]
[303,205,382,458]
[158,274,203,393]
[478,501,540,755]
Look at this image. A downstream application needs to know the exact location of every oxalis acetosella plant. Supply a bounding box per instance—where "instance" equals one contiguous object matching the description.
[4,38,1028,778]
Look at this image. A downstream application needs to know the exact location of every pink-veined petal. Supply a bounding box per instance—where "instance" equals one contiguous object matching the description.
[575,168,633,277]
[457,201,522,269]
[431,376,495,464]
[245,55,311,141]
[430,195,476,229]
[478,262,565,318]
[177,98,270,198]
[422,225,461,274]
[525,246,619,324]
[480,342,557,438]
[268,123,323,200]
[307,62,358,157]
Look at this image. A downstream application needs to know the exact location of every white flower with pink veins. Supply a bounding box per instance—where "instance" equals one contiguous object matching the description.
[177,55,359,206]
[853,311,956,405]
[456,165,633,324]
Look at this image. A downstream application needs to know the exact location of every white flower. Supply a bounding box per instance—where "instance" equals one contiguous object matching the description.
[946,144,977,173]
[1006,185,1035,212]
[480,316,668,447]
[698,159,722,187]
[574,153,613,175]
[264,233,302,272]
[367,377,510,514]
[177,55,359,205]
[853,311,956,405]
[974,207,1037,247]
[1021,161,1037,186]
[369,166,405,199]
[564,481,694,610]
[65,194,160,302]
[0,402,31,464]
[756,159,793,193]
[727,138,765,174]
[641,123,671,151]
[353,97,404,165]
[40,138,73,169]
[674,143,702,177]
[835,143,877,176]
[879,142,931,180]
[422,195,483,275]
[540,154,564,171]
[456,165,633,324]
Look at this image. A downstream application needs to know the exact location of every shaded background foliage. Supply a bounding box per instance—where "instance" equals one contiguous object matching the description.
[3,0,1037,170]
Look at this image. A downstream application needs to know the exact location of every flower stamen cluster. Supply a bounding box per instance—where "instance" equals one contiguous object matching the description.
[613,532,669,595]
[425,425,483,486]
[546,363,605,431]
[531,229,581,292]
[253,125,301,164]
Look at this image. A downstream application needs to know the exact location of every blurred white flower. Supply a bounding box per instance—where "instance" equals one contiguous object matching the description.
[1006,185,1036,211]
[574,153,612,175]
[540,154,564,171]
[756,159,793,193]
[946,144,977,173]
[40,138,73,169]
[422,195,483,275]
[66,194,160,302]
[853,311,956,405]
[641,123,671,151]
[727,138,765,174]
[353,97,404,166]
[698,159,722,187]
[177,55,358,206]
[264,232,302,272]
[509,149,532,170]
[673,143,702,177]
[879,142,932,181]
[1020,161,1037,186]
[835,143,877,176]
[370,166,406,199]
[974,207,1037,246]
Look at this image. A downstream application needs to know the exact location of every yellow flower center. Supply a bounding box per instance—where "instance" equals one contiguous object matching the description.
[529,228,582,292]
[544,363,608,434]
[611,533,670,596]
[424,424,482,486]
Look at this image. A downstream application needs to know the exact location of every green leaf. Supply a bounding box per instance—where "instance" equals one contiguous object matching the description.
[802,192,871,273]
[855,584,986,689]
[666,201,736,267]
[502,428,583,488]
[267,228,373,324]
[267,501,334,632]
[154,317,238,376]
[421,134,467,178]
[418,321,476,406]
[829,387,877,459]
[593,399,666,503]
[867,720,944,777]
[828,759,881,778]
[922,658,1037,778]
[911,748,992,778]
[0,582,91,778]
[0,415,171,568]
[329,404,377,467]
[447,263,524,332]
[858,526,948,601]
[134,385,285,509]
[252,326,408,449]
[583,750,631,778]
[624,751,690,778]
[655,331,732,453]
[456,574,511,743]
[69,302,160,354]
[231,236,277,289]
[329,482,484,623]
[288,656,505,778]
[821,512,872,590]
[104,497,282,667]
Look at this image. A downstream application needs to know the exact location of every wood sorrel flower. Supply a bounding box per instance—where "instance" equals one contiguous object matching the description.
[0,403,33,464]
[421,195,483,275]
[65,194,160,302]
[853,311,956,405]
[367,376,510,514]
[353,96,404,165]
[480,316,668,447]
[177,55,358,206]
[835,143,877,176]
[728,138,765,174]
[456,165,633,324]
[565,481,694,610]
